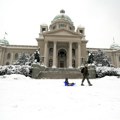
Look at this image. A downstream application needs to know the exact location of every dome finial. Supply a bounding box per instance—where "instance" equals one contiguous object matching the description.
[113,37,115,44]
[60,9,65,14]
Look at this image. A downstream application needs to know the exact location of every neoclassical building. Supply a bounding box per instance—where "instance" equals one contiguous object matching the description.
[0,10,120,68]
[36,10,88,68]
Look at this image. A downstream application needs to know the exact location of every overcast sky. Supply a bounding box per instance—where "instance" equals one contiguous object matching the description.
[0,0,120,48]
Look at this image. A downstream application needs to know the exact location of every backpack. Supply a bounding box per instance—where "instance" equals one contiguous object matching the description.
[81,67,84,73]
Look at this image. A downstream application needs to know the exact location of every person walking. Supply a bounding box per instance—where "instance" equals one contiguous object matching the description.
[81,64,92,86]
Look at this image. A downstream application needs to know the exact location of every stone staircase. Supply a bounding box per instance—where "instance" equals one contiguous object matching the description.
[38,68,82,79]
[31,64,96,79]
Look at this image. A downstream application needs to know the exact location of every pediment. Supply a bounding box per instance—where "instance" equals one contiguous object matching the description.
[44,29,79,36]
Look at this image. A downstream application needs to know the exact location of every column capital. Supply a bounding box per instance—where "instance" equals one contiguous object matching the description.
[53,41,57,43]
[69,41,73,44]
[44,40,48,43]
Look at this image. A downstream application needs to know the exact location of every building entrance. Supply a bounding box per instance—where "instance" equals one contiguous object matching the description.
[58,49,67,68]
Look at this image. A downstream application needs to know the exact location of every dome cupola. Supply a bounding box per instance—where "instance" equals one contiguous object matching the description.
[51,9,73,25]
[49,10,75,31]
[0,38,9,45]
[110,39,120,50]
[110,43,120,50]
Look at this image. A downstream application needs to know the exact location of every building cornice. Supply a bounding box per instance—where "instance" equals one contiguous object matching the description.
[43,28,80,36]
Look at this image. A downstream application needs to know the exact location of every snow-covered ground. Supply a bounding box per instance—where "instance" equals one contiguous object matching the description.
[0,74,120,120]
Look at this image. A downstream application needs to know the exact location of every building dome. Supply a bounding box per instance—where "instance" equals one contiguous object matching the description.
[0,38,9,45]
[110,42,120,50]
[51,10,73,25]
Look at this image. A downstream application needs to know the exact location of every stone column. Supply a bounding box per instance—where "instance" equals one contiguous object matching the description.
[116,53,119,67]
[0,51,1,65]
[78,42,81,68]
[69,42,72,68]
[44,41,48,67]
[52,41,57,68]
[0,48,5,65]
[10,53,14,64]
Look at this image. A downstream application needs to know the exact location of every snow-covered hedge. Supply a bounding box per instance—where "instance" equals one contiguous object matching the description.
[0,65,32,77]
[96,66,120,78]
[1,65,120,78]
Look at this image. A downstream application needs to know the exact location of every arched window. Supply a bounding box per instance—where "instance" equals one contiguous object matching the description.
[7,53,11,59]
[49,48,53,56]
[49,59,53,67]
[6,62,9,65]
[15,53,18,60]
[53,25,56,30]
[72,59,75,68]
[69,26,72,30]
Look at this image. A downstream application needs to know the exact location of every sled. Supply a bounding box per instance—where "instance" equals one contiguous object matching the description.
[64,82,75,86]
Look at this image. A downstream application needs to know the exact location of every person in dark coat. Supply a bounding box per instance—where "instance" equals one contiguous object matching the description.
[64,78,75,86]
[81,64,92,86]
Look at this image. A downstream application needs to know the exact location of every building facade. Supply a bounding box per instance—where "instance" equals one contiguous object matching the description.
[36,10,87,68]
[0,44,37,65]
[0,10,120,68]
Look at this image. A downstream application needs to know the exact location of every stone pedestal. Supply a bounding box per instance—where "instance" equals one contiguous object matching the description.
[88,65,96,79]
[31,63,46,79]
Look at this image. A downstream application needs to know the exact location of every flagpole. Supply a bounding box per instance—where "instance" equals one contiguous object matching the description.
[4,32,8,39]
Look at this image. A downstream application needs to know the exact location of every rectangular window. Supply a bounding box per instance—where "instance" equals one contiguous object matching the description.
[59,24,66,28]
[79,30,83,34]
[42,28,46,32]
